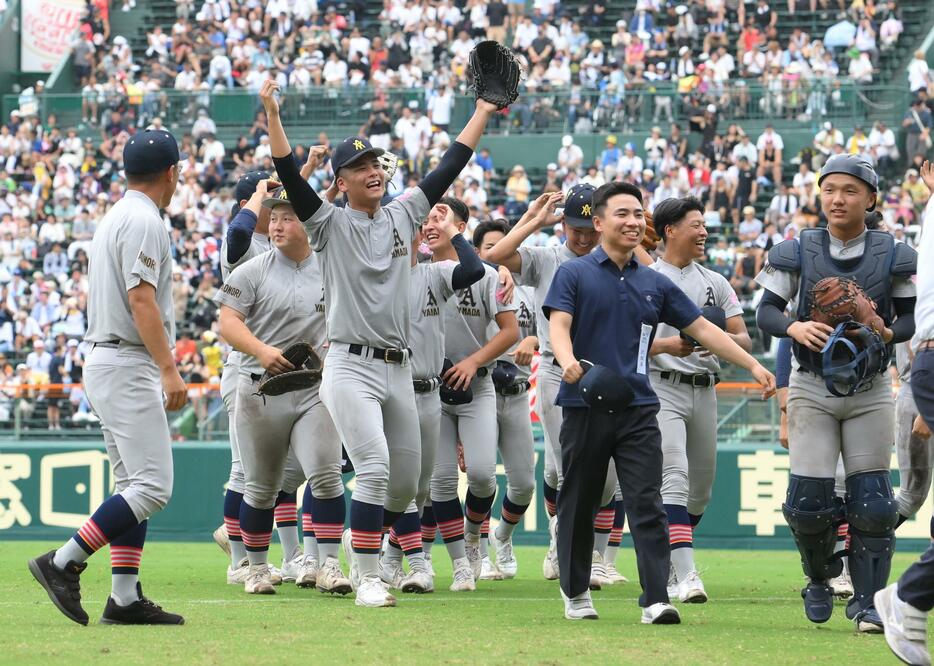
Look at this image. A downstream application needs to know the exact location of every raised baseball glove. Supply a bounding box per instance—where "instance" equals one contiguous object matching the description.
[257,342,323,397]
[809,277,885,335]
[377,151,400,182]
[467,40,521,110]
[642,210,660,251]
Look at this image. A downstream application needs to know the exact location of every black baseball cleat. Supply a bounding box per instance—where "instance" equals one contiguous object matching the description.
[100,583,184,625]
[802,581,834,624]
[27,550,89,626]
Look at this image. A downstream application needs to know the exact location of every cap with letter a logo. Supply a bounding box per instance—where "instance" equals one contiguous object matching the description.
[563,183,597,229]
[332,136,386,172]
[261,186,295,210]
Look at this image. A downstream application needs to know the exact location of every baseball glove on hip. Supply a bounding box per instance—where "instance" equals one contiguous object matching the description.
[257,342,323,397]
[809,277,885,335]
[467,40,521,110]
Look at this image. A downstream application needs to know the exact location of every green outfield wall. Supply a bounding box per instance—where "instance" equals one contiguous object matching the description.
[1,440,931,553]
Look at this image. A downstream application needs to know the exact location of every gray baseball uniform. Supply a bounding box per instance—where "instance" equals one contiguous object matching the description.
[304,189,428,512]
[649,258,743,514]
[83,190,174,521]
[214,249,342,510]
[894,344,933,517]
[432,264,516,503]
[490,285,536,509]
[408,260,457,511]
[219,232,272,495]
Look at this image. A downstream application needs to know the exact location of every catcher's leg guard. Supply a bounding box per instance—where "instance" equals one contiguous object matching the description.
[844,471,898,618]
[782,475,843,582]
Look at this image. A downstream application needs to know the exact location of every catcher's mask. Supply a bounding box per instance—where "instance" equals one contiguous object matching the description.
[820,322,888,397]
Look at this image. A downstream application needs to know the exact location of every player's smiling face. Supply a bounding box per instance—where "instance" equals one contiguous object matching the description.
[268,205,305,250]
[565,225,600,256]
[669,209,708,259]
[422,204,464,253]
[593,193,645,254]
[477,230,505,261]
[338,157,385,207]
[820,173,875,227]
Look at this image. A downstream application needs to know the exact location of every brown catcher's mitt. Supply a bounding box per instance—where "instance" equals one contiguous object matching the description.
[257,342,323,396]
[642,210,660,251]
[809,277,885,335]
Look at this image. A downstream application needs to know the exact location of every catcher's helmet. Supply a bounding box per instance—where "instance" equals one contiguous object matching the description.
[820,322,888,397]
[818,154,878,209]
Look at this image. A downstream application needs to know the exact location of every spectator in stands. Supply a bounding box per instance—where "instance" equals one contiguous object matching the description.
[904,97,933,165]
[557,135,585,175]
[26,339,51,374]
[908,50,932,94]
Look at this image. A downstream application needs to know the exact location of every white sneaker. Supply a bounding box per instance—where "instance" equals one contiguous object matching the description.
[667,563,679,598]
[561,588,599,620]
[464,533,482,580]
[226,557,250,585]
[605,562,628,583]
[678,570,708,604]
[244,563,276,594]
[379,558,404,589]
[641,602,682,624]
[875,582,931,666]
[296,556,319,588]
[423,553,436,578]
[450,557,476,592]
[830,565,854,600]
[355,574,397,608]
[280,551,303,583]
[400,564,434,594]
[488,529,517,578]
[479,556,504,581]
[267,564,283,586]
[543,516,560,580]
[213,524,231,556]
[317,556,353,595]
[342,528,359,591]
[590,551,611,590]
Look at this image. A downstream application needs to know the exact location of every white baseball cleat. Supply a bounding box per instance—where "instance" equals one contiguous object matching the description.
[296,556,319,588]
[244,563,276,595]
[355,574,397,607]
[641,602,682,624]
[605,562,629,583]
[875,582,931,666]
[342,528,359,591]
[543,516,560,580]
[479,556,504,581]
[280,551,304,583]
[678,570,708,604]
[830,566,854,600]
[450,557,476,592]
[316,556,353,595]
[400,566,434,594]
[561,588,599,620]
[464,533,482,580]
[590,551,611,590]
[227,557,250,585]
[488,529,517,578]
[267,564,283,586]
[378,558,404,590]
[667,563,679,599]
[213,524,231,556]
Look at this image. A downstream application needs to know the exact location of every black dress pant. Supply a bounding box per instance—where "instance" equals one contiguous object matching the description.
[557,403,670,606]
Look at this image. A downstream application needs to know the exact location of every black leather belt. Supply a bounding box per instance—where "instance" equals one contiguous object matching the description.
[496,381,531,396]
[413,377,440,393]
[660,370,720,388]
[92,339,120,348]
[251,373,262,382]
[476,367,488,378]
[349,343,409,364]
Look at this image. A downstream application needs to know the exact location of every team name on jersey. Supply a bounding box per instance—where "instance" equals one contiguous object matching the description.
[422,286,440,317]
[455,287,481,317]
[392,228,408,259]
[221,283,242,299]
[137,250,156,271]
[516,301,534,329]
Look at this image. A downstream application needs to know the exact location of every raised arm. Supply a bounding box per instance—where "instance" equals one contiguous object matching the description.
[485,191,564,272]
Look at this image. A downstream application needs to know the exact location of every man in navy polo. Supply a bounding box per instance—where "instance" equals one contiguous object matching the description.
[544,181,775,624]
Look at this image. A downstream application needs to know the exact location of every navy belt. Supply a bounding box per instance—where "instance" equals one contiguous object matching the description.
[92,339,120,348]
[348,343,409,364]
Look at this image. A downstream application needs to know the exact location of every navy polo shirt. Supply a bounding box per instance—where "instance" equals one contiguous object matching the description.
[543,246,702,408]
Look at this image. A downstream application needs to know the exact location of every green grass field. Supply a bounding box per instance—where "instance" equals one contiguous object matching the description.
[2,541,928,664]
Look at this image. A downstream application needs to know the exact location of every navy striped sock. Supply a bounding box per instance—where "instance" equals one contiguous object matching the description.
[391,511,423,556]
[464,490,495,534]
[55,494,139,569]
[543,481,558,518]
[432,498,466,561]
[223,489,247,565]
[350,499,383,575]
[240,501,274,565]
[421,504,437,547]
[312,493,344,561]
[665,504,693,550]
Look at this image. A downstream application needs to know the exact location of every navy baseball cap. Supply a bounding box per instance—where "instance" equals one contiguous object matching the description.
[261,186,294,210]
[563,183,597,228]
[123,129,186,175]
[578,362,635,413]
[331,136,385,173]
[235,170,271,202]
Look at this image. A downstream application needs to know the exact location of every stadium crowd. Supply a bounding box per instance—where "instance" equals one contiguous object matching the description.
[1,0,932,428]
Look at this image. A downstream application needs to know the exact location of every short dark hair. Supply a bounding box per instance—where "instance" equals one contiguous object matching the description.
[472,218,510,249]
[652,196,705,240]
[864,210,883,230]
[440,196,470,224]
[592,182,644,216]
[127,168,170,186]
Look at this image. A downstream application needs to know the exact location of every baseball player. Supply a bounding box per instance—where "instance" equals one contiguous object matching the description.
[474,218,537,579]
[426,200,519,582]
[260,79,498,607]
[484,186,625,583]
[378,201,486,593]
[215,187,351,596]
[28,129,187,625]
[648,196,750,604]
[755,154,917,631]
[894,343,934,525]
